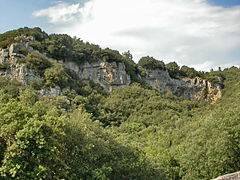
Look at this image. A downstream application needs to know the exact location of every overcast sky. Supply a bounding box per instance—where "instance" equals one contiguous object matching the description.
[0,0,240,71]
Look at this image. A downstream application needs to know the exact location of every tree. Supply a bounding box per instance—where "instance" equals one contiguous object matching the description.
[122,50,133,61]
[0,97,68,179]
[166,62,180,79]
[180,65,200,78]
[138,56,166,70]
[19,88,37,105]
[17,52,52,76]
[46,34,74,61]
[44,63,72,88]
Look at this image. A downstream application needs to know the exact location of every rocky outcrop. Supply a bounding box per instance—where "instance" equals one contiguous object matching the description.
[143,69,222,103]
[64,61,131,91]
[64,61,222,103]
[0,40,223,103]
[213,171,240,180]
[0,43,39,85]
[38,86,61,97]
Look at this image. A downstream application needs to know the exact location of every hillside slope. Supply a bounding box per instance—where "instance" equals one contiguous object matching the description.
[0,27,223,103]
[0,27,239,180]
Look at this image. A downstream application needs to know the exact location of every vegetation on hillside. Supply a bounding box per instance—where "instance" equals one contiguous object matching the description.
[0,27,239,179]
[0,27,47,49]
[138,56,166,70]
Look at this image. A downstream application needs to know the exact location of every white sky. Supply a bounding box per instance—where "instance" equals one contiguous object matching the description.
[33,0,240,71]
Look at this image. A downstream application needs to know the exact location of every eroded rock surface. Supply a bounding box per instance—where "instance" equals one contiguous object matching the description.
[0,43,39,85]
[213,171,240,180]
[64,61,131,91]
[144,69,222,103]
[0,40,223,103]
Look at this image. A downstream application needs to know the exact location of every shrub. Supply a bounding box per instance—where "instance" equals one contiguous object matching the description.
[138,56,166,70]
[17,52,52,75]
[166,62,180,79]
[0,63,10,71]
[44,64,72,88]
[0,27,47,49]
[179,65,200,78]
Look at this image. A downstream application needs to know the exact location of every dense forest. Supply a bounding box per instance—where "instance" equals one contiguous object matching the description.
[0,27,239,179]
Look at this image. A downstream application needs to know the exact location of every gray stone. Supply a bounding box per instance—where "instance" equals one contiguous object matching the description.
[0,37,222,103]
[143,69,222,103]
[0,41,39,85]
[0,49,9,64]
[38,86,62,97]
[63,60,131,91]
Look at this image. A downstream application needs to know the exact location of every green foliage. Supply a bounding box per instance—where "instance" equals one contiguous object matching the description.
[0,27,47,48]
[138,56,166,70]
[97,84,199,126]
[19,88,37,105]
[97,48,124,63]
[28,32,142,84]
[0,78,22,99]
[0,86,165,179]
[17,52,52,76]
[64,108,164,179]
[0,96,68,179]
[1,27,240,180]
[32,33,103,64]
[29,79,44,90]
[93,68,240,179]
[166,62,180,79]
[144,131,181,179]
[45,34,74,61]
[44,63,72,88]
[202,71,225,86]
[18,46,29,56]
[0,63,10,71]
[179,65,200,78]
[122,51,145,84]
[0,66,239,180]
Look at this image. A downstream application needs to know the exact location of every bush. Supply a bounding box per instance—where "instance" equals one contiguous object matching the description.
[29,79,44,90]
[0,27,47,49]
[179,65,200,78]
[0,63,10,71]
[44,64,72,88]
[166,62,180,79]
[17,52,52,75]
[138,56,166,70]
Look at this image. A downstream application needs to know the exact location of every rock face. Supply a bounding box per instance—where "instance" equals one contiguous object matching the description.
[63,61,222,103]
[38,86,61,97]
[0,43,39,85]
[144,69,222,103]
[0,40,222,103]
[213,171,240,180]
[64,61,131,91]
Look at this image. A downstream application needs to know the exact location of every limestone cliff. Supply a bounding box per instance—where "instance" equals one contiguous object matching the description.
[213,171,240,180]
[0,40,222,103]
[144,68,222,103]
[63,61,131,91]
[0,42,60,97]
[0,42,39,85]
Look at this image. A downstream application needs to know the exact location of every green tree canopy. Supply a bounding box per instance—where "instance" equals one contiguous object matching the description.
[138,56,166,70]
[166,62,180,79]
